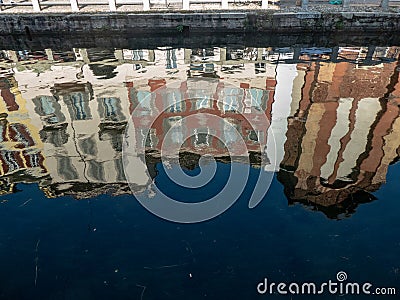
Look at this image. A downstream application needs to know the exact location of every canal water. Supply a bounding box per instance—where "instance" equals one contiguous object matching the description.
[0,45,399,299]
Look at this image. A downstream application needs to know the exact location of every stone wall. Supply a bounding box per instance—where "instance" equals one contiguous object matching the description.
[0,11,400,36]
[0,11,400,50]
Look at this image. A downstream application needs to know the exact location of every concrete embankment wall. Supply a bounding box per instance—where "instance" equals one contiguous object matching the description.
[1,11,400,36]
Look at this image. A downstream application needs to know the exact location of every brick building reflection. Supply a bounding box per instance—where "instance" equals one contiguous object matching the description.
[278,52,400,218]
[127,77,274,162]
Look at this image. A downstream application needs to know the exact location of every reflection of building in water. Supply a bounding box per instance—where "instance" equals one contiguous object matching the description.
[0,75,48,195]
[1,47,280,198]
[10,59,136,198]
[128,77,274,163]
[1,46,400,215]
[278,58,400,218]
[126,47,278,166]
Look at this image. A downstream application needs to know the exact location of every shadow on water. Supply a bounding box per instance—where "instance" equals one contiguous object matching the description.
[2,31,400,51]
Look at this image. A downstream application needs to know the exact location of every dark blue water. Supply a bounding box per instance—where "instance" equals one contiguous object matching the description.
[0,161,399,300]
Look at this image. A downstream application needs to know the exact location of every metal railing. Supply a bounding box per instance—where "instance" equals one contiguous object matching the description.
[0,0,396,12]
[0,0,277,11]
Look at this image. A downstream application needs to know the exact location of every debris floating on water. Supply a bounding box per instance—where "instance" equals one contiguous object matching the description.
[136,284,147,300]
[19,199,32,207]
[34,239,40,287]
